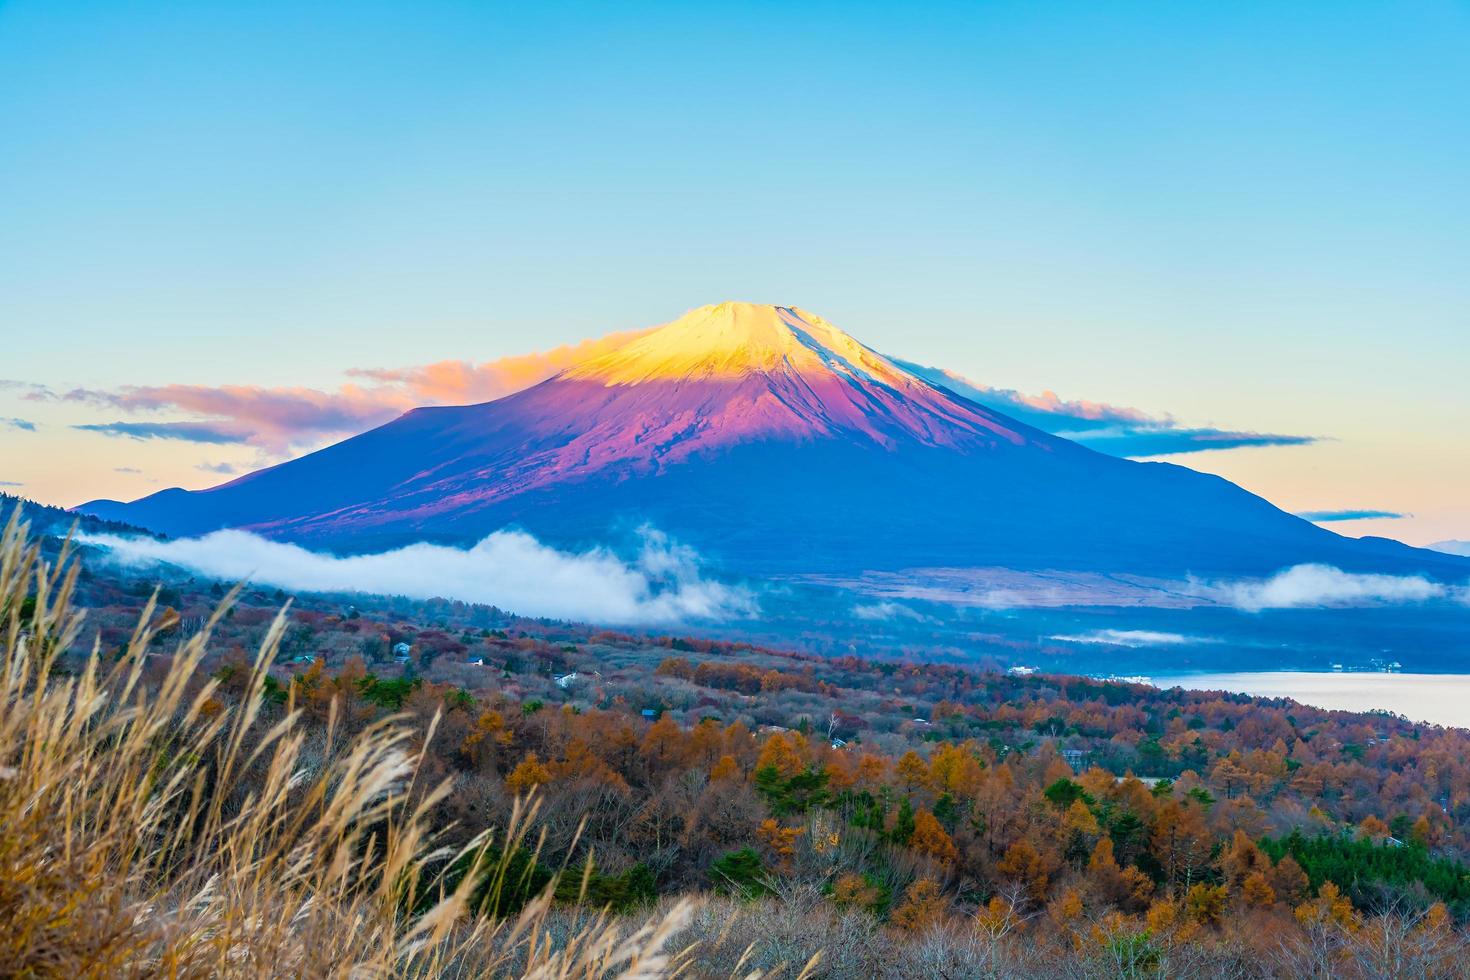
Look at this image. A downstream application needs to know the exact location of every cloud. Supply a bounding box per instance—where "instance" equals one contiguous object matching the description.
[0,481,21,488]
[1064,426,1315,457]
[852,600,926,621]
[74,421,244,444]
[78,527,755,625]
[0,380,55,401]
[196,461,240,475]
[346,327,651,403]
[1,418,36,432]
[62,328,653,455]
[67,387,395,452]
[1429,541,1470,558]
[1297,509,1407,522]
[897,360,1317,458]
[1207,564,1450,611]
[113,467,143,474]
[1049,629,1207,647]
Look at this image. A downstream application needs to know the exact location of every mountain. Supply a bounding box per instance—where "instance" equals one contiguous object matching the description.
[80,302,1466,578]
[1,492,158,541]
[1431,541,1470,558]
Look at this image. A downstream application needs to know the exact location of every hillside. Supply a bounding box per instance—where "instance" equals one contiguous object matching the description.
[9,505,1470,976]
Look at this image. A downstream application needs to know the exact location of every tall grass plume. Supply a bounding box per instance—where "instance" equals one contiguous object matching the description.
[0,507,782,978]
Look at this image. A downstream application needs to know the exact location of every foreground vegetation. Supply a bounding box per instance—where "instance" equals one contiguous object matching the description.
[0,511,775,978]
[8,500,1470,976]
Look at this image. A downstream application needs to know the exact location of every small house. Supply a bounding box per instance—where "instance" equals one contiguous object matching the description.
[392,642,412,663]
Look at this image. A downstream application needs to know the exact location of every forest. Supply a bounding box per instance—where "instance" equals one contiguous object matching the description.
[7,500,1470,977]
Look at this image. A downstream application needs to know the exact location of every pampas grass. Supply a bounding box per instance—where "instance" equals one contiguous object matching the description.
[0,507,809,978]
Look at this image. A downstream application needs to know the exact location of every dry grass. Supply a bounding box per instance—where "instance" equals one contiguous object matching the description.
[0,509,815,979]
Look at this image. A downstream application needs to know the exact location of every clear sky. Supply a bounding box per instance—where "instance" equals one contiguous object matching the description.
[1,0,1466,544]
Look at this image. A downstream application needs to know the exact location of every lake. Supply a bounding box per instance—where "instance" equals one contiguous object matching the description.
[1150,671,1470,729]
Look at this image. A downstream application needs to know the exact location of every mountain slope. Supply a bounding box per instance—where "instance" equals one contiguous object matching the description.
[80,303,1466,578]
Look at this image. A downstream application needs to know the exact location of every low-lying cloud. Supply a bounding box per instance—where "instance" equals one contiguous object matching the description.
[1049,629,1207,647]
[1208,564,1453,611]
[79,527,755,625]
[852,600,928,622]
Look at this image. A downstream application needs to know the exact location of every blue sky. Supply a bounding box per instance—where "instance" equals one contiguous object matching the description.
[1,0,1466,543]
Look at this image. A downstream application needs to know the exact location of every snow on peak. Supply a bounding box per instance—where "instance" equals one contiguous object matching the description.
[549,301,1031,453]
[562,301,920,390]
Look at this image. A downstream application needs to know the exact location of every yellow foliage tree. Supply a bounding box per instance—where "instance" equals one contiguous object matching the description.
[1268,854,1309,904]
[1051,887,1084,926]
[461,709,505,758]
[910,808,959,862]
[1062,798,1100,837]
[997,839,1050,903]
[1145,898,1180,934]
[832,873,881,911]
[756,818,803,863]
[709,754,740,782]
[1358,814,1391,840]
[975,894,1026,939]
[928,743,984,796]
[1295,881,1359,933]
[755,732,804,779]
[639,715,684,768]
[891,877,948,932]
[1241,871,1276,907]
[896,750,929,792]
[505,751,551,794]
[1185,883,1226,926]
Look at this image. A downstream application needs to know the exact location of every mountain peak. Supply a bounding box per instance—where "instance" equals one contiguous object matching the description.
[562,301,916,389]
[82,299,1456,584]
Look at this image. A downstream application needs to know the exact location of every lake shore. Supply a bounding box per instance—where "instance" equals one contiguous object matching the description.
[1151,670,1470,728]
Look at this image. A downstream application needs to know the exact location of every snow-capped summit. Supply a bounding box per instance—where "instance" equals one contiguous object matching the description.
[558,301,1034,451]
[566,302,912,387]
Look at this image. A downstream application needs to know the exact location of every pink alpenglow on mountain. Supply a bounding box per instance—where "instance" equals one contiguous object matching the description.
[514,302,1041,477]
[81,302,1465,579]
[560,302,1029,446]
